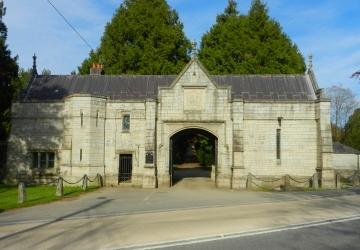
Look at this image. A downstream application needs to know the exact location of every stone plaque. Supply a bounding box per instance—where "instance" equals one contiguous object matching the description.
[145,152,154,164]
[183,87,205,111]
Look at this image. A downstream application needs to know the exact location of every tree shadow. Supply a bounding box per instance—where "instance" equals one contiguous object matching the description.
[4,85,69,184]
[0,198,113,244]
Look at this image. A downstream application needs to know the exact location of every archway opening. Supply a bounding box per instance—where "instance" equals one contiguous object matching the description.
[170,128,217,186]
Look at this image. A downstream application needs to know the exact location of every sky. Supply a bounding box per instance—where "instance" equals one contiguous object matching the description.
[3,0,360,95]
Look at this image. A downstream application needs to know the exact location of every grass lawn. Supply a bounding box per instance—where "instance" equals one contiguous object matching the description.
[0,184,99,212]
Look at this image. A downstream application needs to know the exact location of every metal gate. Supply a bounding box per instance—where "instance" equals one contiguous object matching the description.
[119,154,132,183]
[169,138,173,186]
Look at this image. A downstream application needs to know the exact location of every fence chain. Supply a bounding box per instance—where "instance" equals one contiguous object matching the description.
[250,173,282,183]
[287,175,312,184]
[86,174,98,183]
[250,180,269,189]
[336,170,359,181]
[62,175,85,185]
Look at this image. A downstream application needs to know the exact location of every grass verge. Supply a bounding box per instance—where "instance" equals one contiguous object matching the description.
[0,184,99,212]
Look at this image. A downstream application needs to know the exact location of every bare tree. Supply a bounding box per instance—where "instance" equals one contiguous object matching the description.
[326,85,359,141]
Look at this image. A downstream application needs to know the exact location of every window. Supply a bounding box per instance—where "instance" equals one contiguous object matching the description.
[276,129,281,160]
[31,152,55,169]
[80,149,82,162]
[122,114,130,131]
[80,110,84,127]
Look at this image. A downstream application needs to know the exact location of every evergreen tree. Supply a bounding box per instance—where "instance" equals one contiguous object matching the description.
[199,0,306,74]
[79,0,191,75]
[0,1,19,140]
[343,109,360,151]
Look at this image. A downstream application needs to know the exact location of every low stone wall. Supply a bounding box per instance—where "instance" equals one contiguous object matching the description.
[333,153,359,170]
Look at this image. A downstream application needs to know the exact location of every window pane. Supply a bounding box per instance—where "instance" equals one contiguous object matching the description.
[122,115,130,130]
[40,152,47,168]
[32,152,38,168]
[48,152,55,168]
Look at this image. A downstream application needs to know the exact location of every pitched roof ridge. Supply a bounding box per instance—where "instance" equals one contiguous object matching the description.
[213,74,306,77]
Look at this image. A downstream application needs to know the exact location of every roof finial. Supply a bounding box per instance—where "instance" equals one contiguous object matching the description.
[191,41,198,59]
[307,53,313,73]
[32,53,38,76]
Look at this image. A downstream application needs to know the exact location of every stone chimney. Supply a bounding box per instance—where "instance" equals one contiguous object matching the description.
[90,63,103,75]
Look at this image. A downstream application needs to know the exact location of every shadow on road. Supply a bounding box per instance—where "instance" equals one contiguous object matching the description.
[0,198,113,242]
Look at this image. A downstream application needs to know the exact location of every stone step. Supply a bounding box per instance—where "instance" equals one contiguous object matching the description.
[172,177,215,189]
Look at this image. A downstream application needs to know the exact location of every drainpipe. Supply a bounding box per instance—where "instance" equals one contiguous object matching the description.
[103,100,107,185]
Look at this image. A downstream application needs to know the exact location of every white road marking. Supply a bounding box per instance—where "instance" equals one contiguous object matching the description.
[143,191,155,202]
[112,214,360,250]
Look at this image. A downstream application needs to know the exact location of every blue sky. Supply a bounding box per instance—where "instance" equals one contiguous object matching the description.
[3,0,360,95]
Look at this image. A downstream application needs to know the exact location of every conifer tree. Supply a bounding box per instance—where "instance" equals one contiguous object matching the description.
[199,0,306,74]
[0,1,19,140]
[343,109,360,151]
[79,0,191,75]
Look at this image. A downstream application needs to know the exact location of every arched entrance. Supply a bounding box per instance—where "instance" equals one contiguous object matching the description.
[169,128,218,186]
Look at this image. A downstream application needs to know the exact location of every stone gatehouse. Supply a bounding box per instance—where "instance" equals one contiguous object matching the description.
[6,58,335,188]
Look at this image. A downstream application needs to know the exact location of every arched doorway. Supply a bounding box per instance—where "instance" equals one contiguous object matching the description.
[169,128,217,186]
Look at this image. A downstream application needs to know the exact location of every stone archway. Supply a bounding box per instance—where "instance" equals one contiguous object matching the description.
[169,128,218,187]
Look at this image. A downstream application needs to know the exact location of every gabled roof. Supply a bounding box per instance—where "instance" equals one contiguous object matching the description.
[333,142,360,155]
[23,75,176,101]
[213,75,315,101]
[21,73,317,101]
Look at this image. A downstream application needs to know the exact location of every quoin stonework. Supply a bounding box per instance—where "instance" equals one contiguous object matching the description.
[6,57,339,189]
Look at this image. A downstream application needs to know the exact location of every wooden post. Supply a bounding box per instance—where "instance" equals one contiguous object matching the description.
[246,174,252,190]
[313,173,319,189]
[82,175,88,191]
[97,174,103,187]
[56,178,64,197]
[353,174,360,187]
[18,182,26,204]
[335,174,341,189]
[284,175,290,191]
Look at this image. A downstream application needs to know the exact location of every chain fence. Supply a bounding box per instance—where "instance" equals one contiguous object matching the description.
[336,170,360,188]
[16,174,104,203]
[246,173,316,190]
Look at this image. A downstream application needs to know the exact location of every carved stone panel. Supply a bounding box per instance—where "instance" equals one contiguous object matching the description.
[183,87,206,111]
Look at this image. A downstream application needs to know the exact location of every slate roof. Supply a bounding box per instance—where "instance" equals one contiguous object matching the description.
[22,74,316,101]
[333,142,360,155]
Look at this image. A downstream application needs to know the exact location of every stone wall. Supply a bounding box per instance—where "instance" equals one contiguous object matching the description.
[242,102,318,177]
[156,60,233,188]
[333,154,360,170]
[6,102,64,183]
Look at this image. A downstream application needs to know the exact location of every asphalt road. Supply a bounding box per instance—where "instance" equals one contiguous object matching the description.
[1,187,360,225]
[159,218,360,250]
[1,187,360,249]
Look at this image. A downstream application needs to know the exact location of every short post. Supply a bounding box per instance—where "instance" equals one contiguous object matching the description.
[246,174,252,190]
[82,175,88,191]
[18,182,27,204]
[313,173,319,189]
[97,174,103,187]
[353,174,360,187]
[56,177,64,197]
[284,175,290,191]
[336,174,341,190]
